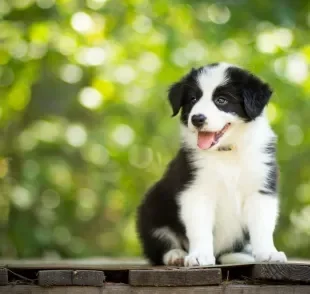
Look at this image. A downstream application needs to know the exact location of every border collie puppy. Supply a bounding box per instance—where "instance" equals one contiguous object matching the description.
[136,62,287,266]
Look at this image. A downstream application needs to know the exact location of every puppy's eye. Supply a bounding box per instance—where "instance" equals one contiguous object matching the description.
[191,96,198,103]
[215,97,228,105]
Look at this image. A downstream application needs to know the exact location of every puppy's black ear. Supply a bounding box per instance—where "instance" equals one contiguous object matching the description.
[168,81,184,117]
[243,80,273,120]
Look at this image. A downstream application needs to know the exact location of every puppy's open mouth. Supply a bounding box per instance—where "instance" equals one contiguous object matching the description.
[197,123,231,150]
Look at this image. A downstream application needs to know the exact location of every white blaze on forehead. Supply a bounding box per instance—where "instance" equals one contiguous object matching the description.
[196,63,232,97]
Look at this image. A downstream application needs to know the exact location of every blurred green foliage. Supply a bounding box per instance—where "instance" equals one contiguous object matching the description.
[0,0,310,260]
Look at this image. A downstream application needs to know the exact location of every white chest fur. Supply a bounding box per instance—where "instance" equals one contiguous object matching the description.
[191,151,258,255]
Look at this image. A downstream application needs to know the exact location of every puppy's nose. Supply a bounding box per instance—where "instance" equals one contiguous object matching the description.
[191,114,206,128]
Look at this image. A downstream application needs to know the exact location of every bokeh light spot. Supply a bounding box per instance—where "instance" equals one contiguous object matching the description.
[71,12,94,34]
[184,40,207,62]
[56,35,78,56]
[10,41,28,59]
[47,162,72,191]
[171,48,189,67]
[274,28,293,49]
[11,186,33,210]
[76,47,106,66]
[208,4,230,24]
[112,124,135,147]
[221,39,241,59]
[285,124,304,146]
[32,120,61,142]
[138,52,162,73]
[78,87,103,109]
[17,129,38,151]
[285,54,308,84]
[132,15,152,34]
[59,64,83,84]
[114,65,136,84]
[66,124,88,147]
[256,32,277,54]
[82,143,109,166]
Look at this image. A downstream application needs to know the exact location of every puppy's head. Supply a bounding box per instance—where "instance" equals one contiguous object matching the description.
[168,62,272,150]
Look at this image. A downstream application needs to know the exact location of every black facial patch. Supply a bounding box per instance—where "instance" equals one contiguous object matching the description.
[168,63,224,126]
[212,84,249,119]
[168,67,204,125]
[213,67,273,121]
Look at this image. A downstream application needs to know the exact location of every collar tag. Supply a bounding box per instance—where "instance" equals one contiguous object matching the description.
[217,145,234,152]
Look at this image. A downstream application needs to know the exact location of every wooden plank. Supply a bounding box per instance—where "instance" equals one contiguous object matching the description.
[252,263,310,283]
[0,268,8,285]
[72,270,105,286]
[129,268,222,286]
[38,269,105,287]
[1,285,310,294]
[0,262,251,273]
[38,270,73,286]
[1,259,309,271]
[0,259,252,270]
[0,257,147,270]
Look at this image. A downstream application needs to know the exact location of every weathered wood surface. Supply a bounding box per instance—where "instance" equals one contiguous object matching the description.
[129,268,222,286]
[3,262,310,282]
[72,270,105,286]
[0,269,8,285]
[0,258,308,270]
[1,284,310,294]
[38,270,105,287]
[252,263,310,282]
[39,270,73,286]
[2,260,310,294]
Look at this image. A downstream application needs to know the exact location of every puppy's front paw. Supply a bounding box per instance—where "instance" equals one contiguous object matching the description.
[184,252,215,267]
[163,249,187,266]
[254,251,287,263]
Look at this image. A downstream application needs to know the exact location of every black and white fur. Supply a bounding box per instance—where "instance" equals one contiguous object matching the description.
[137,62,287,266]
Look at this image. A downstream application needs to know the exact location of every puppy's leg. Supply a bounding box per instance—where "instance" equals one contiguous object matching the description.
[152,227,187,266]
[244,194,287,263]
[180,190,216,266]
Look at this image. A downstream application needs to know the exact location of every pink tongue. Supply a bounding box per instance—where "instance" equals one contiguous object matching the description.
[197,132,216,150]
